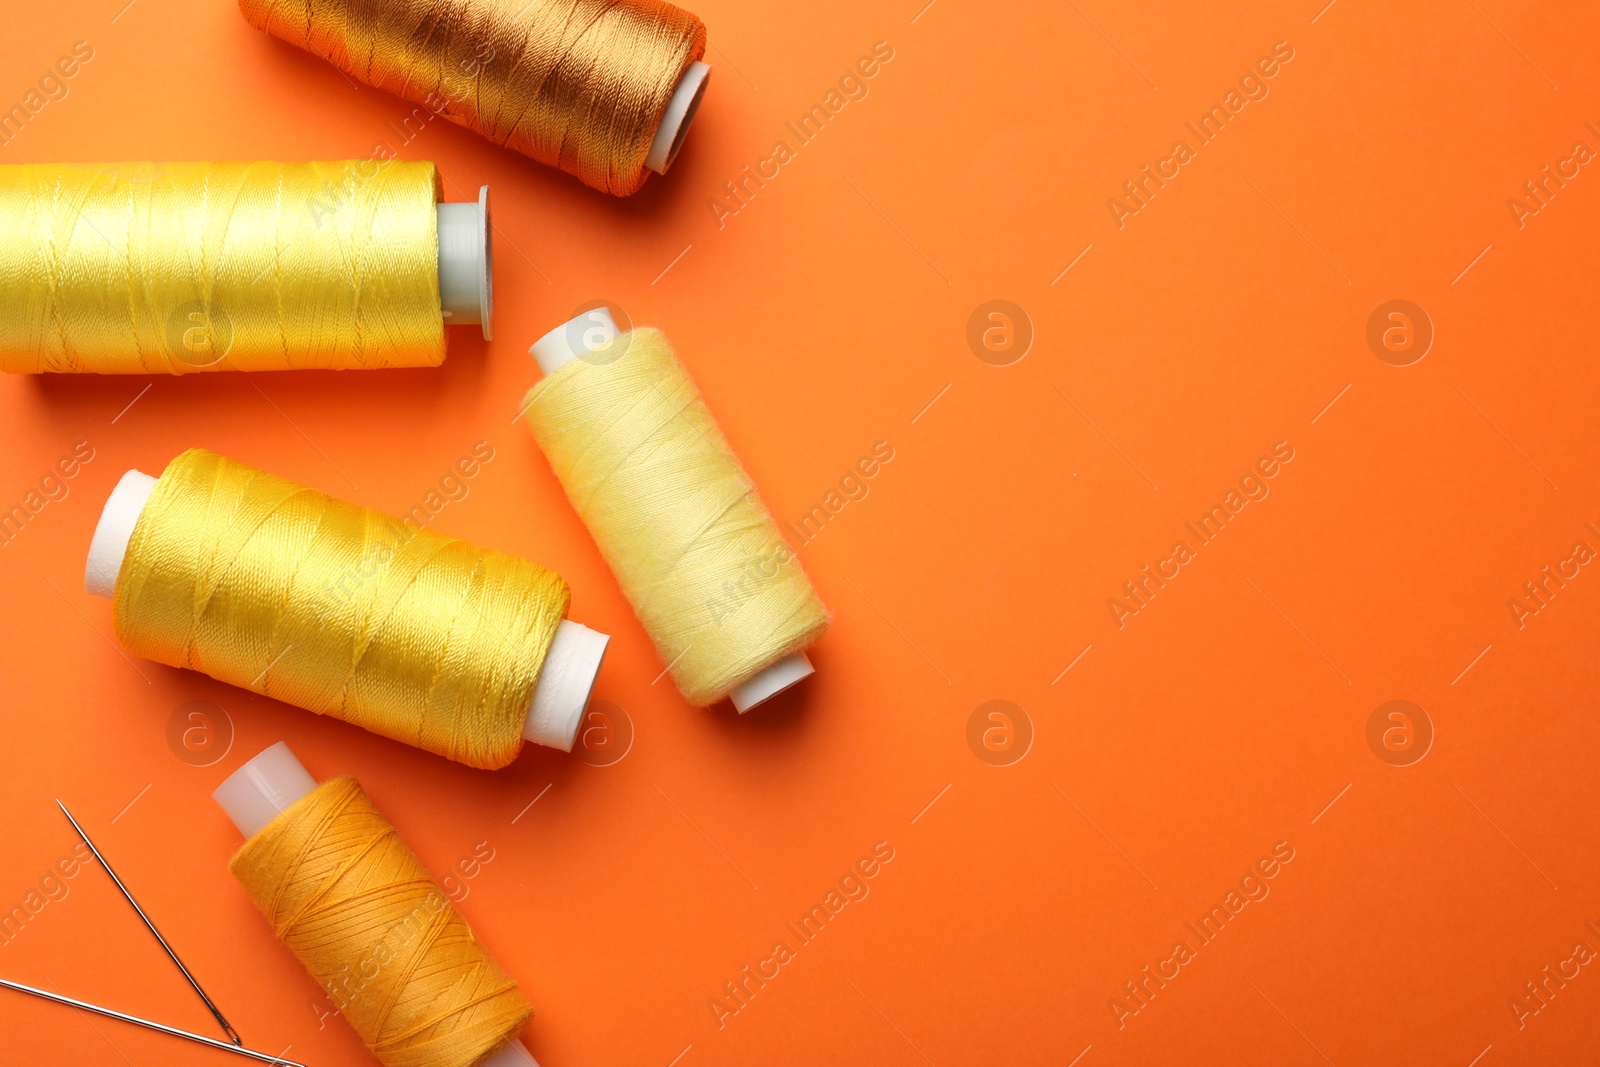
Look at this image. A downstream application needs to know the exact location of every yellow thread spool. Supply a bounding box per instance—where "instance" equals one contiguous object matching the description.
[0,161,492,374]
[86,448,610,766]
[218,744,532,1067]
[238,0,712,196]
[523,316,829,710]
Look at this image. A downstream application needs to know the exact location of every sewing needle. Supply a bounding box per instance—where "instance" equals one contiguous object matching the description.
[56,798,243,1046]
[0,976,305,1067]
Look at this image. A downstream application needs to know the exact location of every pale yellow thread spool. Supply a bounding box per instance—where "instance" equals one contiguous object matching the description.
[237,0,712,196]
[523,314,829,711]
[216,743,536,1067]
[85,449,610,765]
[0,161,493,374]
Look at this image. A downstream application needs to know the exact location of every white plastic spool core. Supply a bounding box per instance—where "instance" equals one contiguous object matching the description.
[213,741,318,840]
[729,652,813,713]
[214,742,542,1067]
[529,311,817,713]
[84,469,157,599]
[527,620,608,751]
[85,468,604,751]
[645,61,711,175]
[529,306,620,375]
[436,185,493,340]
[483,1037,542,1067]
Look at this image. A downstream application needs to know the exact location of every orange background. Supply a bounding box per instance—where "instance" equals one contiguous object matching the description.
[1,0,1598,1064]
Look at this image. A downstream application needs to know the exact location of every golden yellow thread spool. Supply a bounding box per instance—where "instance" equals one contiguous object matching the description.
[0,160,492,374]
[86,448,610,767]
[238,0,711,196]
[523,318,829,710]
[219,749,531,1067]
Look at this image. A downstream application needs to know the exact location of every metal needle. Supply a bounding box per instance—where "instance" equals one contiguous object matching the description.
[56,798,243,1046]
[0,977,305,1067]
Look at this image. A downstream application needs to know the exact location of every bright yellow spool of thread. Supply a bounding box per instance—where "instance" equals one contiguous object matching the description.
[115,449,568,769]
[231,775,531,1067]
[238,0,706,196]
[0,161,445,374]
[522,328,829,706]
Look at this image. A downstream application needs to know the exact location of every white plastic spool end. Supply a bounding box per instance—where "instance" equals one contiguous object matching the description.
[529,307,619,376]
[729,652,814,713]
[84,469,158,598]
[436,185,493,340]
[524,620,609,751]
[213,741,318,840]
[482,1040,542,1067]
[645,61,711,175]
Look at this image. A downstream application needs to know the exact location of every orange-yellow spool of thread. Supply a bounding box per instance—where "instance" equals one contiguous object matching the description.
[237,0,711,196]
[218,743,534,1067]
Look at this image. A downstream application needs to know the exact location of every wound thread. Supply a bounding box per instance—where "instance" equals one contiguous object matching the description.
[238,0,706,196]
[231,776,531,1067]
[522,328,828,705]
[115,449,569,769]
[0,161,444,374]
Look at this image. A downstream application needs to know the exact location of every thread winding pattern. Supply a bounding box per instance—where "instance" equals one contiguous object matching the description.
[231,776,531,1067]
[115,449,568,769]
[0,161,444,374]
[523,328,828,705]
[237,0,705,196]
